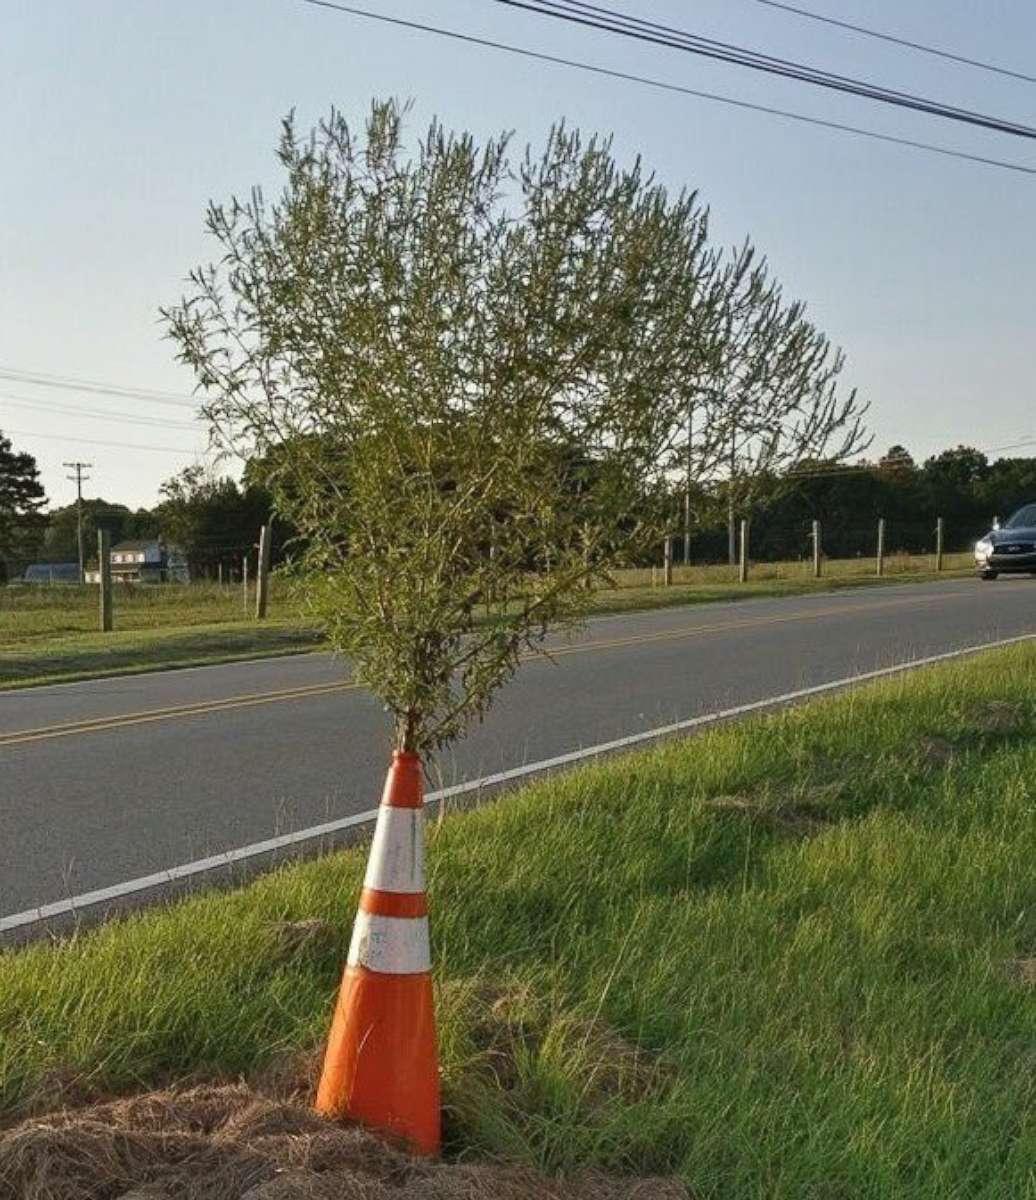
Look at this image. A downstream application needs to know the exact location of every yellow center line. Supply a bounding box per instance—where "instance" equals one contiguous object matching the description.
[543,588,958,658]
[0,681,362,747]
[0,588,975,748]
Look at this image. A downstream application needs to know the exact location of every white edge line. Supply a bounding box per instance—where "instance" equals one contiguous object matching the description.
[2,631,1032,934]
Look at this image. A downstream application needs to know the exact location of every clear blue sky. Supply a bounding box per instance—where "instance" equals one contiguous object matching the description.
[3,0,1033,511]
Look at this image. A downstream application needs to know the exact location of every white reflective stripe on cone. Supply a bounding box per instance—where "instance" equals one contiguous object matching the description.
[347,911,431,974]
[363,805,425,894]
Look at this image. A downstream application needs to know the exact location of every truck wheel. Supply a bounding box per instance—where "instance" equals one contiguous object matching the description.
[981,570,999,580]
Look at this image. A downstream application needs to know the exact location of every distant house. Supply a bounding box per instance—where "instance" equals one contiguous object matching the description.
[84,540,189,585]
[22,562,81,584]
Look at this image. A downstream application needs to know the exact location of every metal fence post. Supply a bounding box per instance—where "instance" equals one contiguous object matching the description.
[812,519,822,578]
[99,530,113,632]
[876,518,886,577]
[739,519,749,583]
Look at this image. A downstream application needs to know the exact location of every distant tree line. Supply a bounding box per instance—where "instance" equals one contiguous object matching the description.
[4,434,1035,583]
[687,444,1036,564]
[0,439,281,582]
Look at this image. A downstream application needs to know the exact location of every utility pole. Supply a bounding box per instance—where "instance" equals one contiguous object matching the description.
[63,461,92,583]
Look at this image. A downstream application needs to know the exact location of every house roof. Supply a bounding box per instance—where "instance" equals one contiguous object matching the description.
[111,539,159,552]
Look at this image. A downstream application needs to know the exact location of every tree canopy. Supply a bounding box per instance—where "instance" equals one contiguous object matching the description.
[0,431,48,581]
[156,465,271,578]
[41,499,158,565]
[164,100,866,753]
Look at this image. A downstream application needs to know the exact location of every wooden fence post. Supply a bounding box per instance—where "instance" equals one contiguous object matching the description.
[255,524,272,620]
[663,537,673,587]
[812,519,822,578]
[739,519,749,583]
[99,530,113,632]
[876,518,886,577]
[935,517,944,572]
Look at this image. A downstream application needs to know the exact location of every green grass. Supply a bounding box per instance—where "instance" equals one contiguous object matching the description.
[2,643,1035,1197]
[0,622,325,689]
[579,552,972,618]
[0,553,974,689]
[0,581,320,688]
[0,580,306,642]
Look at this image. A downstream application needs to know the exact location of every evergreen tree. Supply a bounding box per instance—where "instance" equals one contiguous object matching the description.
[0,431,48,581]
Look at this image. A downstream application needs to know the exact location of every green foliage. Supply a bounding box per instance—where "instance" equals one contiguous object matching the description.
[0,431,47,581]
[692,240,869,524]
[156,464,271,578]
[164,100,865,752]
[41,498,158,564]
[706,443,1036,563]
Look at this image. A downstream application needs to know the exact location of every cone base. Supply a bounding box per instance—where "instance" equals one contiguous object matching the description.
[315,965,440,1156]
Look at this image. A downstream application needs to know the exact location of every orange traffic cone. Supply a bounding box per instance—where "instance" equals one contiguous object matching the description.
[315,750,440,1155]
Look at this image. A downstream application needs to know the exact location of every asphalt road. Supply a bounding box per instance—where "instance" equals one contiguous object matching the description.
[3,577,1034,925]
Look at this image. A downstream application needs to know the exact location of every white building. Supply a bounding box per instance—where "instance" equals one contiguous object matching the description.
[85,540,189,584]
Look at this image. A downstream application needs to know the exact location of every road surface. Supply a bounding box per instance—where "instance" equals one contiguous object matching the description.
[2,577,1034,929]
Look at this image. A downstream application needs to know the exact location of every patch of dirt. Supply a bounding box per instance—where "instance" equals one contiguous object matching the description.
[1002,958,1036,988]
[0,1079,688,1200]
[970,701,1026,736]
[704,784,840,837]
[445,983,677,1109]
[267,920,339,960]
[914,735,955,768]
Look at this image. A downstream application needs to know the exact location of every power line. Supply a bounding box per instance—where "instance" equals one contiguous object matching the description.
[0,366,199,410]
[1,394,201,432]
[7,428,204,455]
[297,1,1036,175]
[500,0,1036,141]
[744,0,1036,86]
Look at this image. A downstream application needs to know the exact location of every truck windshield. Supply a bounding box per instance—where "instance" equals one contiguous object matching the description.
[1006,504,1036,529]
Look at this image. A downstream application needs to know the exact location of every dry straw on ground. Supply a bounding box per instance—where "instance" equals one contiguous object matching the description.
[703,782,841,838]
[0,1077,688,1200]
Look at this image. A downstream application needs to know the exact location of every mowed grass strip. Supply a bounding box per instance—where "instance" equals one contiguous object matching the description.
[0,582,322,688]
[0,622,323,689]
[0,554,973,689]
[2,644,1035,1195]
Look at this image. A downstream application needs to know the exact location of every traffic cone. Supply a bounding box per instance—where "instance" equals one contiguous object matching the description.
[315,750,440,1155]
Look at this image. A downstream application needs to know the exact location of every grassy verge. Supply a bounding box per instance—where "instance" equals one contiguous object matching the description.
[3,644,1035,1196]
[580,560,972,618]
[1,556,974,690]
[0,622,323,689]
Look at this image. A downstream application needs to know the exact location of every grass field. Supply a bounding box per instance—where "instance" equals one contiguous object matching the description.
[0,552,974,689]
[0,581,321,688]
[1,642,1033,1197]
